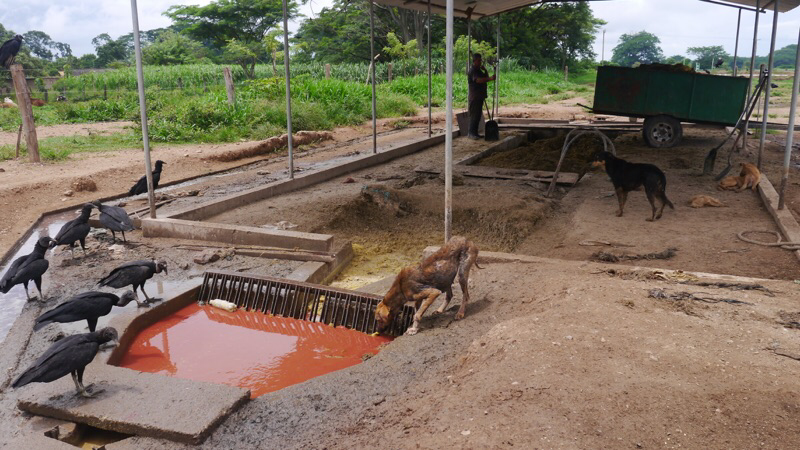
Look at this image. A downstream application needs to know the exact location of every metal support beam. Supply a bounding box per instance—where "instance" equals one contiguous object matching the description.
[130,0,156,218]
[282,0,294,178]
[733,8,742,76]
[758,0,780,170]
[370,0,377,154]
[778,28,800,210]
[494,14,500,117]
[428,0,432,138]
[445,0,453,243]
[743,0,761,152]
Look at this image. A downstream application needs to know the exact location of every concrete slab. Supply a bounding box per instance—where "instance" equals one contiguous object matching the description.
[16,364,249,444]
[164,131,457,222]
[286,241,355,284]
[141,217,334,252]
[357,275,396,296]
[757,174,800,262]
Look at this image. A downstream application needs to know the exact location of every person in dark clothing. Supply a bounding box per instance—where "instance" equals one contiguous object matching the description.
[467,53,496,139]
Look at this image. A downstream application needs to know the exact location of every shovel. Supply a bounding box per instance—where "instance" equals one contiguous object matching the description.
[703,74,767,175]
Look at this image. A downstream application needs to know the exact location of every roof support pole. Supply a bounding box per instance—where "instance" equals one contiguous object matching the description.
[778,27,800,210]
[467,18,471,75]
[494,14,500,117]
[743,0,761,152]
[282,0,294,178]
[758,0,779,170]
[370,0,377,154]
[445,0,453,243]
[130,0,156,219]
[733,8,742,77]
[428,0,432,138]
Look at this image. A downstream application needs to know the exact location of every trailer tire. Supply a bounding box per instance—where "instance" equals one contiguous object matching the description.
[643,115,682,148]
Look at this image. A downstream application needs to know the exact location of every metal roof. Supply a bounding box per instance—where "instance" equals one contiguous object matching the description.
[372,0,799,18]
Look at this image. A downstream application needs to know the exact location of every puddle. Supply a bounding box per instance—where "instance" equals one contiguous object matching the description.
[116,303,391,397]
[0,216,68,343]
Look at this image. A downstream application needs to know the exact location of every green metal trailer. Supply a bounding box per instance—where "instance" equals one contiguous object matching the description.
[592,65,749,148]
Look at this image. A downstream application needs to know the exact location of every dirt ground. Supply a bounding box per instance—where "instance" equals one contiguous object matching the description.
[3,99,800,448]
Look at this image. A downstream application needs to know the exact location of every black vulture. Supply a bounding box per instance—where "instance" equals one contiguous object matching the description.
[93,201,135,243]
[0,236,55,301]
[98,259,168,305]
[129,160,166,196]
[12,327,118,398]
[0,35,22,69]
[52,203,96,257]
[35,290,136,332]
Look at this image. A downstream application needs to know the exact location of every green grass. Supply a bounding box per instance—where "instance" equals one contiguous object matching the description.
[0,65,592,161]
[0,132,141,161]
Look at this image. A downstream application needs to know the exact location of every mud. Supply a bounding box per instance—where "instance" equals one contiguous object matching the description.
[475,133,604,175]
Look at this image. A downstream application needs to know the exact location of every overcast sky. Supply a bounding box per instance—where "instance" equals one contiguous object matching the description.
[1,0,800,61]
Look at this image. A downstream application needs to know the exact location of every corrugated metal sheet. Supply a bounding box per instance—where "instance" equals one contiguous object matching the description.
[372,0,798,18]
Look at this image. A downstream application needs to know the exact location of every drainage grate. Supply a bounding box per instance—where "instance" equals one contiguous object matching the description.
[197,271,415,336]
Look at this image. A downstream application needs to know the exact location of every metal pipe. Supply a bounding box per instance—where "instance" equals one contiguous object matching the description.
[778,27,800,210]
[743,0,761,152]
[370,0,377,154]
[445,0,453,243]
[758,0,779,170]
[467,18,471,75]
[282,0,294,178]
[428,0,432,138]
[129,0,156,219]
[495,14,500,117]
[733,8,742,76]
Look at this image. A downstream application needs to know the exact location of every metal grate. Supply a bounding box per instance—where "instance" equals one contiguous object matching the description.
[197,271,415,336]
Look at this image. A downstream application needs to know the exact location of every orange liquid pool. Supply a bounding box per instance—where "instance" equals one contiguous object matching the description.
[117,303,391,398]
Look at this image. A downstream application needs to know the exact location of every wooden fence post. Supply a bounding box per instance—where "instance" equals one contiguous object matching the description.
[325,64,331,79]
[388,63,393,82]
[564,65,569,81]
[10,65,39,163]
[223,67,235,106]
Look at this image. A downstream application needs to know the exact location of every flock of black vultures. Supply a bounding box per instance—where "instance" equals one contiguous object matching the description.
[1,161,168,398]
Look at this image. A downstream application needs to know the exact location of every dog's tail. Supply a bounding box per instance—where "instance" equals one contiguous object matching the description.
[664,195,675,210]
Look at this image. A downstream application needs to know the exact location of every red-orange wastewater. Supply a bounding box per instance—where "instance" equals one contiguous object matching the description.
[117,303,392,398]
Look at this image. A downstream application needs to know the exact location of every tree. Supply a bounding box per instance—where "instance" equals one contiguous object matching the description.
[665,55,687,65]
[165,0,298,49]
[611,31,664,67]
[92,33,132,67]
[223,39,261,78]
[142,31,208,65]
[383,32,419,60]
[687,45,729,70]
[76,54,98,69]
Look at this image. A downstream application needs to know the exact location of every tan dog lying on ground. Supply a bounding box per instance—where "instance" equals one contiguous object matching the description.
[738,162,761,191]
[375,236,481,335]
[717,163,761,192]
[717,175,740,191]
[689,194,725,208]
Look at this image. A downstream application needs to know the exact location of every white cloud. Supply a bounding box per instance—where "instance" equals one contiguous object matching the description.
[591,0,800,60]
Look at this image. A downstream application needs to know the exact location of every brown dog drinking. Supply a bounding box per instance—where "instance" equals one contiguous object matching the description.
[375,236,481,335]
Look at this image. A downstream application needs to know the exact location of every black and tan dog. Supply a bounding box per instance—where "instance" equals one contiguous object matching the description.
[375,236,481,335]
[591,151,674,221]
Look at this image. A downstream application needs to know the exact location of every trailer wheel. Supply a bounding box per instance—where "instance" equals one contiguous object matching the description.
[643,115,682,148]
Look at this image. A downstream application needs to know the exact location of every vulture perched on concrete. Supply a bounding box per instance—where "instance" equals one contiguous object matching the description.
[93,201,135,243]
[35,290,136,332]
[0,236,55,301]
[12,327,118,397]
[98,259,168,306]
[52,203,96,257]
